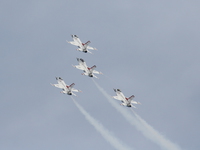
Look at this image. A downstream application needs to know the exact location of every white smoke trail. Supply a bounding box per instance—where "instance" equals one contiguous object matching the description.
[71,97,133,150]
[92,79,182,150]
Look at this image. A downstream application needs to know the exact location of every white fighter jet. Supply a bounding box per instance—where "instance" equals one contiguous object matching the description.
[67,35,97,54]
[51,77,81,96]
[73,58,103,78]
[113,89,141,108]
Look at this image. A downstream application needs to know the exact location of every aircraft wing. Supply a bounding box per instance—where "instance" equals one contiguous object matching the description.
[67,35,82,46]
[113,95,123,101]
[51,77,67,89]
[87,45,97,50]
[77,58,87,70]
[113,89,124,101]
[131,100,141,105]
[116,89,128,102]
[73,58,84,70]
[68,41,80,46]
[72,35,82,45]
[74,64,85,71]
[71,88,79,92]
[93,70,102,74]
[51,83,63,89]
[131,101,138,104]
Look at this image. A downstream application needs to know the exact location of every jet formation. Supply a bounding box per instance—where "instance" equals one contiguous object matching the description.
[51,35,141,108]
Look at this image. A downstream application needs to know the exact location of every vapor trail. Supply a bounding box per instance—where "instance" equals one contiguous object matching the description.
[71,97,133,150]
[92,79,182,150]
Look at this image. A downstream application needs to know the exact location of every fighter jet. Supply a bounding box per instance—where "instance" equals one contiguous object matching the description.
[73,58,103,78]
[112,89,141,108]
[67,35,97,54]
[51,77,81,96]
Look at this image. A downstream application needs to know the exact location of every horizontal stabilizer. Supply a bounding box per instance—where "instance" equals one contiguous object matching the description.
[131,104,136,108]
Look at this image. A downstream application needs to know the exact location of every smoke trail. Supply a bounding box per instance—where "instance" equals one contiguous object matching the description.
[71,97,133,150]
[92,79,182,150]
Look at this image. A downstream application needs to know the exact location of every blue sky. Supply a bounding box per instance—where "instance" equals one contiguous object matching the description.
[1,1,200,150]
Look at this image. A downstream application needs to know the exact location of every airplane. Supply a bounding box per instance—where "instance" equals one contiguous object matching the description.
[112,89,141,108]
[51,77,81,96]
[67,35,97,54]
[73,58,103,78]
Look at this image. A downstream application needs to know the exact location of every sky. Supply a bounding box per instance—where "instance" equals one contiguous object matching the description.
[1,0,200,150]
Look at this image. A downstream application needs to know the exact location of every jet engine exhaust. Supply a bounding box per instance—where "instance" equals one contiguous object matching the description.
[92,79,182,150]
[71,96,133,150]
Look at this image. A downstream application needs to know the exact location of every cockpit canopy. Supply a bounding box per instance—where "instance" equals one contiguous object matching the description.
[56,77,63,80]
[72,35,78,38]
[80,58,84,62]
[117,89,121,92]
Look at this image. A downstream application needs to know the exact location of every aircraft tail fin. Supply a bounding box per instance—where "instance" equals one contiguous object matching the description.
[82,41,91,48]
[69,83,75,89]
[90,65,96,71]
[128,95,135,100]
[85,41,91,46]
